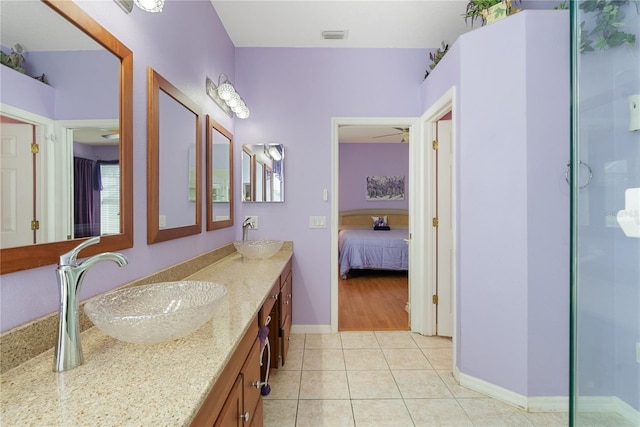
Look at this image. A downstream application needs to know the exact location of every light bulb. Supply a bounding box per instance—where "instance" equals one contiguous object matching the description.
[134,0,164,12]
[236,106,250,119]
[227,93,241,108]
[217,81,235,101]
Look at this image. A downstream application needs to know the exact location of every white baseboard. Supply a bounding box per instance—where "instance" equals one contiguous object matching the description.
[577,396,640,425]
[456,370,638,424]
[290,324,332,334]
[457,371,528,409]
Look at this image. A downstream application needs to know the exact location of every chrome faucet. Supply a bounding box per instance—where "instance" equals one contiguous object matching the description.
[54,236,128,372]
[242,217,254,241]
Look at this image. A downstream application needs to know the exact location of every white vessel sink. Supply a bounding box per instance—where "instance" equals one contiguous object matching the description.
[234,240,283,260]
[84,281,227,345]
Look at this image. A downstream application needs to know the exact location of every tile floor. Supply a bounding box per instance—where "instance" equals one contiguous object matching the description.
[262,331,571,427]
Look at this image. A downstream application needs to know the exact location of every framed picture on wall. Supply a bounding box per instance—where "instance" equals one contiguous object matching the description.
[366,176,405,201]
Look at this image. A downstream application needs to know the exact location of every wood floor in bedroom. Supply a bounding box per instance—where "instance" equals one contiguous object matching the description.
[338,269,409,331]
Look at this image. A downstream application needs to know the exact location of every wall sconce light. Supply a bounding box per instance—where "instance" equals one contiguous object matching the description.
[266,144,282,161]
[134,0,164,12]
[206,74,250,119]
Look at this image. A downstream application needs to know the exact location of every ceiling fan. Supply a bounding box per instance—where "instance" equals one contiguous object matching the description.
[372,127,409,143]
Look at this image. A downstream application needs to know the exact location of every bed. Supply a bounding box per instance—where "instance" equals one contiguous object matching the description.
[338,209,409,279]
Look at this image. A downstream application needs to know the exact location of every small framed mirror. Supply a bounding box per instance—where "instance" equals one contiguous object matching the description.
[241,144,284,202]
[147,68,201,244]
[206,116,233,230]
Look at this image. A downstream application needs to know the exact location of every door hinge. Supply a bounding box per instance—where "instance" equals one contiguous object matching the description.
[432,294,438,304]
[432,217,439,227]
[31,220,40,231]
[432,140,438,150]
[31,143,39,154]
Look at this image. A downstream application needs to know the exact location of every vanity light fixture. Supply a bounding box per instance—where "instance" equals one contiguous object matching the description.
[206,74,250,119]
[267,145,282,161]
[134,0,164,13]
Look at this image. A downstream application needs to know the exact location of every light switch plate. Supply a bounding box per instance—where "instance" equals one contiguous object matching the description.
[309,216,326,229]
[244,215,258,230]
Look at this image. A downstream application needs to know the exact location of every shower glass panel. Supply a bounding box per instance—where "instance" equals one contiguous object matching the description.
[570,1,640,426]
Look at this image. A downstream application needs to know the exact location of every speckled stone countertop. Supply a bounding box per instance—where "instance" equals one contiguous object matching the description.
[1,246,292,426]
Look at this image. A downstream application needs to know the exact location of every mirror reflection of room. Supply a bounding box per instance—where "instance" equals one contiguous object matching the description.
[241,143,284,202]
[0,1,121,250]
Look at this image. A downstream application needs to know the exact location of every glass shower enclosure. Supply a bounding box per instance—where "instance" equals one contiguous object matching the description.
[570,1,640,426]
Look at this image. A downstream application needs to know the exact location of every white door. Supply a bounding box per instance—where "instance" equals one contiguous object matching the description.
[0,123,34,248]
[435,119,453,337]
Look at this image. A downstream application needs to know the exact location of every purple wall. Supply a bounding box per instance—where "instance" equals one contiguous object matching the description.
[339,143,409,211]
[1,0,237,332]
[420,11,570,397]
[234,47,427,325]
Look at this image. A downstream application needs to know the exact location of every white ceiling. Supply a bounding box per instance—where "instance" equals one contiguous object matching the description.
[210,0,471,49]
[211,1,469,143]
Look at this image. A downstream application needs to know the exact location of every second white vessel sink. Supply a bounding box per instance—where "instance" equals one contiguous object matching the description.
[234,240,283,260]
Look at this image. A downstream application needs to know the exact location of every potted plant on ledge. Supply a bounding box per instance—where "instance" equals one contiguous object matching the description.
[464,0,522,27]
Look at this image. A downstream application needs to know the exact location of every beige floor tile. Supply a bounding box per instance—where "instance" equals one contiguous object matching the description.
[404,398,474,426]
[347,370,401,399]
[340,331,379,349]
[263,399,298,427]
[302,349,346,371]
[299,370,350,400]
[280,348,303,371]
[392,369,453,399]
[295,400,355,427]
[421,347,453,370]
[351,399,414,426]
[263,370,301,400]
[289,334,305,349]
[411,334,453,348]
[343,348,389,371]
[383,348,433,370]
[375,331,418,349]
[521,411,568,426]
[305,334,343,349]
[436,370,486,398]
[457,398,534,426]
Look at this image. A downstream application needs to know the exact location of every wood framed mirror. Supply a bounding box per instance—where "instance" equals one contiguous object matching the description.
[0,0,133,274]
[147,68,201,244]
[206,116,234,231]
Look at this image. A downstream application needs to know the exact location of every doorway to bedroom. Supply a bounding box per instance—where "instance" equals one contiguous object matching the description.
[333,120,413,331]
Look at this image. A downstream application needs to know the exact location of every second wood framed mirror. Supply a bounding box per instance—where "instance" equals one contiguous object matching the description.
[206,116,234,230]
[147,68,201,244]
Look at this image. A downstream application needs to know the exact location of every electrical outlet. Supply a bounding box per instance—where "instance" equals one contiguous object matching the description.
[636,342,640,364]
[244,215,258,230]
[159,215,166,228]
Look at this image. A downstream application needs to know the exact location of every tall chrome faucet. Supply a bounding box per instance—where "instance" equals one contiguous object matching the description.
[54,236,128,372]
[242,217,254,241]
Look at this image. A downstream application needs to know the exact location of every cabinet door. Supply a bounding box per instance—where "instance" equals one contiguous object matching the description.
[242,339,262,425]
[214,376,243,427]
[279,271,292,367]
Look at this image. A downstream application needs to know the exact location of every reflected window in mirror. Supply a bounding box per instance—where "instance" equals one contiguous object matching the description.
[241,144,284,202]
[147,68,201,244]
[0,0,133,274]
[206,116,234,230]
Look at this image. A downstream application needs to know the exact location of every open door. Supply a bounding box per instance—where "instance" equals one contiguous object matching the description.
[435,119,453,337]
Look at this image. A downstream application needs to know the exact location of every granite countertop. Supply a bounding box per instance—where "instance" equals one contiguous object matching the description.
[1,247,292,426]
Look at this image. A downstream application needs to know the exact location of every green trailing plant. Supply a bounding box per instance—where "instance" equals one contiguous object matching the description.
[463,0,521,27]
[0,44,25,73]
[553,2,569,9]
[425,41,450,79]
[579,0,637,52]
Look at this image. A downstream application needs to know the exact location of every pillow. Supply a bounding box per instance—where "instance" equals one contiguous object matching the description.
[371,216,388,228]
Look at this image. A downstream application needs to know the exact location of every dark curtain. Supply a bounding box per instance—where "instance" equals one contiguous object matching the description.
[74,157,99,238]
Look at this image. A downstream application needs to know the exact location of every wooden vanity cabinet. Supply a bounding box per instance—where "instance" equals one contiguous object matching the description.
[279,259,293,367]
[191,319,262,427]
[259,280,280,379]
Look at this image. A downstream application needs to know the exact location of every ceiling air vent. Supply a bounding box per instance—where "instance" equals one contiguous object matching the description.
[322,30,348,40]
